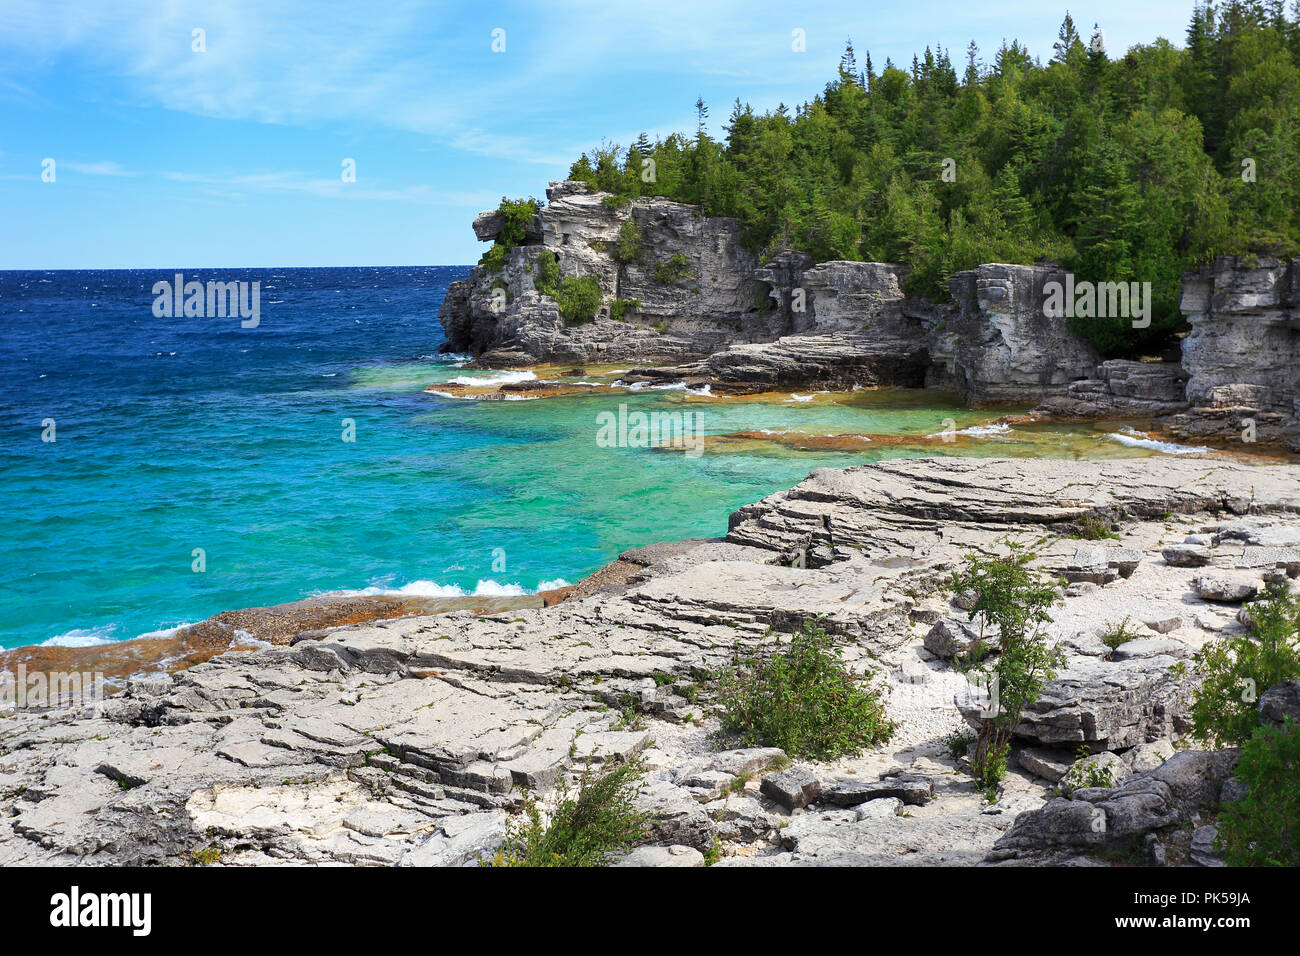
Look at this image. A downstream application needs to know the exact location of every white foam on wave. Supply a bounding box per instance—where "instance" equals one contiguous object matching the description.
[1105,430,1210,455]
[229,628,272,650]
[925,422,1012,438]
[41,624,119,647]
[447,369,537,387]
[134,623,195,641]
[345,577,573,599]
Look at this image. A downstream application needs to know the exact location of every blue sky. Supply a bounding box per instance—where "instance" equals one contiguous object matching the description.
[1,0,1199,268]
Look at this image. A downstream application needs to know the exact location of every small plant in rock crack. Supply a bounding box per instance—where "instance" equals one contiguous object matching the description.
[951,540,1063,794]
[1101,616,1139,657]
[945,729,975,762]
[712,621,895,760]
[1072,514,1120,540]
[1059,745,1116,794]
[484,756,650,867]
[1191,581,1300,747]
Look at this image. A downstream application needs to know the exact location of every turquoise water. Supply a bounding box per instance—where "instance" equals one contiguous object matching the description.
[0,267,1179,650]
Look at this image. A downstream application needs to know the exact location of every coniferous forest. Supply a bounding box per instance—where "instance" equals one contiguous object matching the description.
[565,1,1300,356]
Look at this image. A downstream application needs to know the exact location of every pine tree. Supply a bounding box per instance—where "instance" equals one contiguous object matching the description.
[1052,12,1083,64]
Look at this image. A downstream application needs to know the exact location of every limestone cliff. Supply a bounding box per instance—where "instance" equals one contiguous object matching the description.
[922,264,1101,405]
[440,185,1299,442]
[439,180,772,366]
[1167,256,1300,451]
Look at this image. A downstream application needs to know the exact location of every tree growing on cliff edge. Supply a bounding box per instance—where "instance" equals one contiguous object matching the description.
[565,1,1300,358]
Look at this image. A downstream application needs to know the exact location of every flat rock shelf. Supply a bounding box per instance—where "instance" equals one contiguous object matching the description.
[2,456,1298,866]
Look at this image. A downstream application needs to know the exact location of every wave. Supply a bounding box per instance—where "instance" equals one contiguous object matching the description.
[41,624,120,647]
[925,422,1012,438]
[447,369,536,387]
[343,577,572,598]
[1105,430,1209,455]
[135,623,195,641]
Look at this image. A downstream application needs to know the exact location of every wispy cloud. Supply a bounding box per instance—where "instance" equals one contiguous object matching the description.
[62,160,134,177]
[162,168,489,206]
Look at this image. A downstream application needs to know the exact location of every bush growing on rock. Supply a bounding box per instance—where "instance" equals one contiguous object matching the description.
[485,756,649,867]
[555,275,603,324]
[1191,582,1300,748]
[478,196,540,271]
[950,542,1063,794]
[1216,718,1300,866]
[713,621,895,760]
[652,253,693,285]
[534,248,560,296]
[609,297,641,321]
[613,218,643,264]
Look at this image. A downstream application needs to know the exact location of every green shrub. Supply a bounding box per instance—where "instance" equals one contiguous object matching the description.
[534,249,560,296]
[555,275,603,324]
[713,621,895,760]
[945,729,975,761]
[950,541,1063,793]
[485,756,649,867]
[652,253,693,285]
[478,196,540,270]
[480,243,508,273]
[1071,514,1120,540]
[1217,718,1300,866]
[1059,746,1118,794]
[609,298,641,321]
[613,218,642,264]
[1191,582,1300,747]
[1101,616,1139,656]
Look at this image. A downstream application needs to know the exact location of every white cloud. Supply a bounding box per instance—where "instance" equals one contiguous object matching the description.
[161,168,489,206]
[62,160,133,177]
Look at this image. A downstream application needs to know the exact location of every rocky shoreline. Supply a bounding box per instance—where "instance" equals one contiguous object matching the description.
[441,182,1299,452]
[3,456,1298,866]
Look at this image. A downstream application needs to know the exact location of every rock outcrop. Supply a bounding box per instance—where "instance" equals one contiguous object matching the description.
[1167,256,1300,451]
[924,264,1101,405]
[986,748,1241,864]
[439,181,773,367]
[442,190,1300,442]
[1033,359,1189,419]
[440,186,1106,401]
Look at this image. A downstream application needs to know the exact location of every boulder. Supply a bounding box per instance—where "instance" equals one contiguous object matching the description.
[988,749,1240,862]
[821,774,935,808]
[1016,747,1075,783]
[613,844,705,867]
[1058,751,1128,795]
[1189,825,1225,867]
[923,617,994,660]
[1125,739,1175,773]
[959,654,1195,751]
[1240,545,1300,576]
[760,767,821,812]
[1259,680,1300,727]
[1195,574,1260,603]
[1163,544,1211,567]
